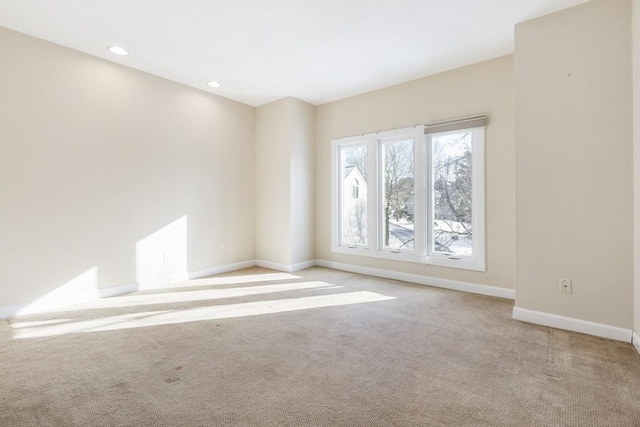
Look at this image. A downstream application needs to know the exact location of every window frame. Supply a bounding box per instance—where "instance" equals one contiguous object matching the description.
[377,134,423,256]
[331,123,485,272]
[425,127,485,270]
[333,139,374,250]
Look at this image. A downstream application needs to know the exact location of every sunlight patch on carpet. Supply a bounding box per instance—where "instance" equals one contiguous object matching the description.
[11,291,396,338]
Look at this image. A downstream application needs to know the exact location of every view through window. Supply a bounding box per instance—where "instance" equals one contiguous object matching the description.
[332,120,485,271]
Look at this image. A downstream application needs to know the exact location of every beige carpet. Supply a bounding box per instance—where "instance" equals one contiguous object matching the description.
[1,267,639,426]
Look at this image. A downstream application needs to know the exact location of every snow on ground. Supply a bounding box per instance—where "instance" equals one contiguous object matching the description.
[387,218,473,255]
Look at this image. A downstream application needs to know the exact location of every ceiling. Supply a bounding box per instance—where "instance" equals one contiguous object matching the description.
[0,0,587,107]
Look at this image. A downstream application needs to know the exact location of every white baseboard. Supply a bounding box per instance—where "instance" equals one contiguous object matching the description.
[98,282,138,298]
[136,273,190,289]
[255,259,317,273]
[0,304,28,320]
[513,306,633,343]
[290,260,317,272]
[0,260,258,320]
[633,331,640,355]
[255,259,292,272]
[189,260,256,279]
[315,259,515,300]
[0,282,136,320]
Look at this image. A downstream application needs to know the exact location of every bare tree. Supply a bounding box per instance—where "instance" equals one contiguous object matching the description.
[433,132,472,253]
[343,146,367,180]
[383,140,414,247]
[340,134,472,253]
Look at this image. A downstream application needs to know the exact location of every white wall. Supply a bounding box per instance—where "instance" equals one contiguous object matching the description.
[315,55,515,289]
[0,28,255,309]
[514,0,634,329]
[633,0,640,340]
[290,98,316,266]
[255,99,292,266]
[255,97,315,268]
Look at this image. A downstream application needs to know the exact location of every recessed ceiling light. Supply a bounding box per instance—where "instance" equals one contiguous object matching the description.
[207,81,221,88]
[108,46,129,56]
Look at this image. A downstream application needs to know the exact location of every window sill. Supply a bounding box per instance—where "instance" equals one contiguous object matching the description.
[331,246,486,272]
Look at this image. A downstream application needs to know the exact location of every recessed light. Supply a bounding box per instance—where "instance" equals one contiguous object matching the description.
[207,81,221,88]
[108,46,129,56]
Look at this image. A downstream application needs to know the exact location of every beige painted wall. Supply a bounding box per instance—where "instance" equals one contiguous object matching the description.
[633,0,640,336]
[255,97,315,267]
[515,0,634,328]
[0,28,255,307]
[290,99,316,266]
[255,99,292,266]
[315,55,515,289]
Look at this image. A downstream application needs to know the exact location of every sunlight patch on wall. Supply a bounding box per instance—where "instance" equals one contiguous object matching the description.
[136,215,188,288]
[12,291,396,338]
[16,267,99,316]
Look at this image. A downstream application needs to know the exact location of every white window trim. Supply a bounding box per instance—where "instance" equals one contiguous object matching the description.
[332,137,373,250]
[331,124,485,272]
[378,134,422,256]
[425,127,485,271]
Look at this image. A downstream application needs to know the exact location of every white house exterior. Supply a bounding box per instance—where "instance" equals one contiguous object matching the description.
[341,166,368,245]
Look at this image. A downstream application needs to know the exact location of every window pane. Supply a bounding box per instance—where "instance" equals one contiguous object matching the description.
[340,146,368,246]
[432,131,473,256]
[381,139,414,250]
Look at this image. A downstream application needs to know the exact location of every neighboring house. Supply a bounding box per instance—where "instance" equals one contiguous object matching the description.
[341,166,368,245]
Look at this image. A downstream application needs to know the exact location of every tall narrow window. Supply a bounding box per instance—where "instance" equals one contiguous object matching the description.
[427,124,484,266]
[340,145,368,247]
[381,138,415,251]
[430,131,473,257]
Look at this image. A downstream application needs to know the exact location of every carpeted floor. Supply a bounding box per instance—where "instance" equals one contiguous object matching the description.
[1,266,639,426]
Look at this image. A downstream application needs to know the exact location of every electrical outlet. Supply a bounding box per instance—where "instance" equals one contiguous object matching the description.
[162,252,169,263]
[559,278,572,294]
[219,246,225,253]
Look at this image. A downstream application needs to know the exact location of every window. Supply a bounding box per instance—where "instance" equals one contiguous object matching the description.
[428,127,484,265]
[381,138,415,252]
[332,117,485,271]
[339,145,368,247]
